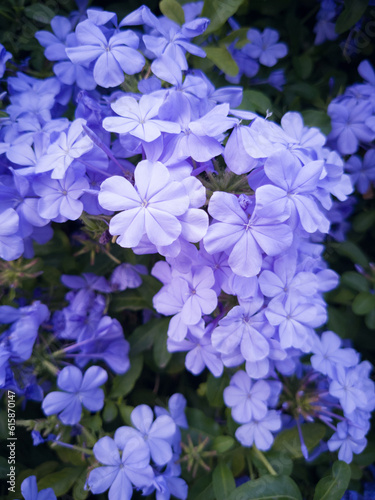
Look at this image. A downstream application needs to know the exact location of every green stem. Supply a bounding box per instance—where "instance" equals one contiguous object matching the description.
[42,360,59,376]
[246,451,255,480]
[252,445,277,476]
[51,442,94,456]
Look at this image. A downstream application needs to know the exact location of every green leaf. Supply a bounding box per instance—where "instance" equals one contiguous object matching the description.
[229,474,302,500]
[353,442,375,466]
[330,241,368,268]
[56,447,88,466]
[202,0,244,33]
[250,450,293,477]
[341,272,369,293]
[352,210,375,233]
[272,423,326,459]
[118,404,134,425]
[301,110,332,135]
[188,473,215,500]
[204,46,239,77]
[73,469,89,500]
[313,461,351,500]
[128,317,170,355]
[110,275,162,312]
[110,355,143,398]
[185,408,220,438]
[213,462,236,500]
[38,467,85,497]
[239,90,272,115]
[206,372,229,407]
[103,401,118,422]
[221,28,249,46]
[352,292,375,315]
[153,326,172,368]
[110,290,151,311]
[365,309,375,330]
[293,55,313,80]
[160,0,185,25]
[286,82,320,101]
[33,461,60,478]
[24,4,55,23]
[212,436,236,453]
[335,0,369,34]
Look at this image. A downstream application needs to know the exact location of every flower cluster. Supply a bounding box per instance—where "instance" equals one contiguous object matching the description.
[0,1,374,499]
[0,301,49,399]
[87,397,188,500]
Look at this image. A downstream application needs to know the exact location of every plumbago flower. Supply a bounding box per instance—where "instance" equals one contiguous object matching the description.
[1,2,375,494]
[66,20,145,88]
[203,191,293,277]
[16,475,57,500]
[103,94,181,142]
[98,160,208,248]
[42,365,107,425]
[87,400,187,500]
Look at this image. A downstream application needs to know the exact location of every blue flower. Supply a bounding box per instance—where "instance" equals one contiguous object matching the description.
[33,169,89,221]
[0,43,12,78]
[17,475,56,500]
[245,28,287,67]
[88,434,154,500]
[66,20,145,88]
[98,160,190,248]
[224,371,271,423]
[235,410,281,450]
[42,365,107,425]
[103,94,181,142]
[328,422,367,463]
[117,404,177,466]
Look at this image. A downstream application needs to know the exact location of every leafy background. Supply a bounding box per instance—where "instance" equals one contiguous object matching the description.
[0,0,374,499]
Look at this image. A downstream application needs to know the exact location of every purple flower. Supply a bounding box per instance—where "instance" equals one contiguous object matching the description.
[203,191,293,277]
[259,252,318,301]
[98,160,190,247]
[153,266,217,336]
[0,43,12,78]
[33,169,89,221]
[61,273,111,293]
[329,366,368,414]
[311,331,359,378]
[256,151,329,233]
[115,405,177,466]
[103,95,181,142]
[88,434,154,499]
[35,16,73,61]
[314,2,338,45]
[155,393,188,430]
[212,297,271,363]
[0,170,49,239]
[235,410,281,450]
[17,475,56,500]
[158,92,237,163]
[327,99,375,155]
[110,264,147,291]
[0,208,23,261]
[265,295,319,350]
[245,28,287,67]
[121,6,208,70]
[345,149,375,194]
[327,422,367,463]
[35,119,93,179]
[42,365,107,425]
[168,328,224,377]
[224,371,270,423]
[66,20,145,88]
